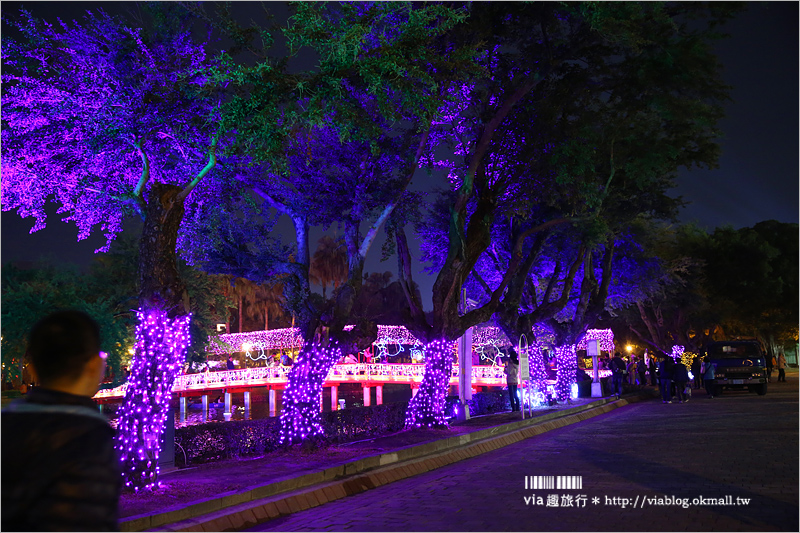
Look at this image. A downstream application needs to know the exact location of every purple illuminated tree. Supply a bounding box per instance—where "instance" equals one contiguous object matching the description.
[183,2,471,445]
[396,1,736,420]
[1,7,234,489]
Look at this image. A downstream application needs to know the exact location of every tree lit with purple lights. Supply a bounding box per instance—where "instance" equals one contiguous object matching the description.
[1,6,228,489]
[400,1,732,415]
[181,2,471,445]
[1,0,752,483]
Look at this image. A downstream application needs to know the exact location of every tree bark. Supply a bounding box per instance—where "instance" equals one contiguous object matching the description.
[138,183,189,317]
[118,183,191,490]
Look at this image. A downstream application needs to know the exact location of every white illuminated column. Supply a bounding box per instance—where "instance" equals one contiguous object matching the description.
[588,340,602,398]
[456,327,473,421]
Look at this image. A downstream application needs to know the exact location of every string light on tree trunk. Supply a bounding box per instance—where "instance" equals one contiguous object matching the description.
[115,309,191,491]
[404,340,453,428]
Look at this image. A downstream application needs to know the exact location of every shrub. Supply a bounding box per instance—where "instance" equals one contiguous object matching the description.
[444,389,511,419]
[174,391,513,467]
[174,401,408,466]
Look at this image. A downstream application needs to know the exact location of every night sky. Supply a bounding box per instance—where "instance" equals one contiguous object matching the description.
[2,2,798,308]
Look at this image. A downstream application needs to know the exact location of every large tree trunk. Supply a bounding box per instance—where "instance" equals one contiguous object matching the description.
[404,340,454,428]
[116,183,190,491]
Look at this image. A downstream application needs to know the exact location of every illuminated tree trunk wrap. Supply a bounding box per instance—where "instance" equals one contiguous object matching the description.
[278,343,342,446]
[529,347,549,396]
[404,340,453,428]
[115,310,190,490]
[554,344,577,402]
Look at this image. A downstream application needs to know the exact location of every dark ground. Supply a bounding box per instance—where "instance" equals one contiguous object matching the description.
[245,371,799,532]
[119,400,582,518]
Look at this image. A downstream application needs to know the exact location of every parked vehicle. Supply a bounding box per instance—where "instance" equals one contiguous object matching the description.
[702,341,768,396]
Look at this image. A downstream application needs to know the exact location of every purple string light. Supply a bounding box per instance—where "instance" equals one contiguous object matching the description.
[278,342,342,446]
[114,309,191,490]
[576,329,616,353]
[404,340,454,428]
[527,346,549,396]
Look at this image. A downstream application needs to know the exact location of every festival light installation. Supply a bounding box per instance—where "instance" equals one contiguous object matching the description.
[527,346,549,396]
[404,340,454,428]
[115,310,191,490]
[672,345,694,370]
[278,342,342,445]
[208,327,304,354]
[553,345,578,402]
[576,329,616,353]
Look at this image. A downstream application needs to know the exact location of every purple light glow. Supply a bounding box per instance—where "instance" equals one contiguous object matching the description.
[527,346,549,396]
[114,309,190,490]
[576,329,616,353]
[404,340,453,428]
[554,345,577,402]
[278,342,342,446]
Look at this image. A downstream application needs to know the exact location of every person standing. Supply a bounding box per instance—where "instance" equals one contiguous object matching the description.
[648,357,658,386]
[2,310,120,531]
[672,359,690,403]
[765,352,775,382]
[703,356,716,398]
[637,356,647,386]
[777,351,787,382]
[504,352,520,412]
[657,356,674,403]
[610,352,625,399]
[227,355,235,371]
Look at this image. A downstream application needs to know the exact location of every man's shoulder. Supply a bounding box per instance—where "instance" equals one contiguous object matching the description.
[2,400,114,450]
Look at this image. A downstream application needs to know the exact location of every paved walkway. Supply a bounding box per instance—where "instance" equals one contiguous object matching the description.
[245,374,798,532]
[121,397,604,522]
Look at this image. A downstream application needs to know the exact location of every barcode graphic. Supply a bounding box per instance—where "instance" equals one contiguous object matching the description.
[524,476,554,489]
[524,476,583,490]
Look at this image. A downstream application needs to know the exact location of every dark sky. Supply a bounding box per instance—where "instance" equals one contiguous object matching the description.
[2,2,798,308]
[671,1,798,231]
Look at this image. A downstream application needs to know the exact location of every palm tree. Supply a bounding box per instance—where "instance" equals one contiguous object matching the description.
[254,281,286,330]
[309,235,347,299]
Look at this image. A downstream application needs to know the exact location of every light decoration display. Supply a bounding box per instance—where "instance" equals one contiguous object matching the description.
[553,345,578,402]
[114,310,191,490]
[371,326,423,362]
[278,342,342,445]
[472,326,512,366]
[672,346,695,374]
[671,345,685,360]
[576,329,616,353]
[471,326,511,346]
[404,340,454,428]
[208,327,304,354]
[527,346,549,396]
[207,324,512,364]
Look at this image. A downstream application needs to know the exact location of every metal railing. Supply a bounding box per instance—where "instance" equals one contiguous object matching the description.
[94,363,509,399]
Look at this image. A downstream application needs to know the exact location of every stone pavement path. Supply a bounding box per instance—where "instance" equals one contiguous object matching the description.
[246,377,798,532]
[121,400,592,519]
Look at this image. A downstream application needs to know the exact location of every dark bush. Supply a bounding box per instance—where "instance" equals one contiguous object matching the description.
[444,390,511,418]
[174,401,408,466]
[174,417,282,466]
[321,401,407,443]
[174,392,512,467]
